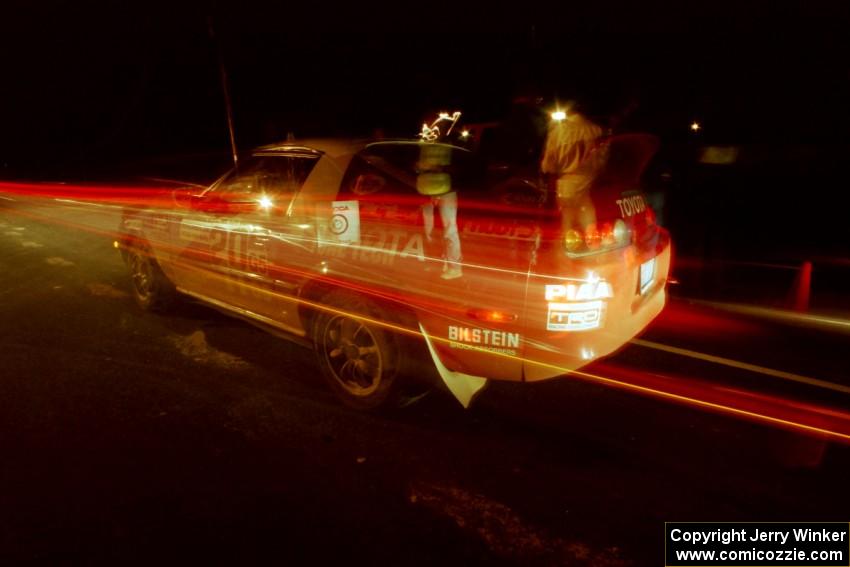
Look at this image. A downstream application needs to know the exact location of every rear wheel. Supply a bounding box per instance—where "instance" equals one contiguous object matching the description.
[313,291,403,410]
[125,242,175,311]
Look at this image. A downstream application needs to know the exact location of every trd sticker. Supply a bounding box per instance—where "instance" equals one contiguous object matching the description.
[547,300,604,331]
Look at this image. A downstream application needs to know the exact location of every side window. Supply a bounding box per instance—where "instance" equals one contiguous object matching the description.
[211,155,318,200]
[337,151,424,231]
[339,153,418,200]
[211,159,264,200]
[356,144,480,195]
[272,155,319,195]
[350,171,387,196]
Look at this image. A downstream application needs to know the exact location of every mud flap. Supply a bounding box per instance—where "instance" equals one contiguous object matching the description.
[419,323,488,408]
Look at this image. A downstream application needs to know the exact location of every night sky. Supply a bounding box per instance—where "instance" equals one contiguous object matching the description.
[2,0,848,173]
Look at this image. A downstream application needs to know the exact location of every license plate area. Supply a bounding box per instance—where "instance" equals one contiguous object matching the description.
[639,257,656,294]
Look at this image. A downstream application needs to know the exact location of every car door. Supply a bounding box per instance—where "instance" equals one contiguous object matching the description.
[166,154,316,330]
[226,152,320,331]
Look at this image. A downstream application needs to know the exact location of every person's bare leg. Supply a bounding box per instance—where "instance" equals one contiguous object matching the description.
[439,192,462,279]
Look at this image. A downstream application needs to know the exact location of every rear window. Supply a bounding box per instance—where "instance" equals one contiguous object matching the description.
[339,142,483,200]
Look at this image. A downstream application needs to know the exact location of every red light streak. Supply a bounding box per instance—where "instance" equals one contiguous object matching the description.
[3,181,849,442]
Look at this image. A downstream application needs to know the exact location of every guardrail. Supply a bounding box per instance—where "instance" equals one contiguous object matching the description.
[673,257,828,312]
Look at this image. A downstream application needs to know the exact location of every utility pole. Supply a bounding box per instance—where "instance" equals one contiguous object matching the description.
[207,14,239,169]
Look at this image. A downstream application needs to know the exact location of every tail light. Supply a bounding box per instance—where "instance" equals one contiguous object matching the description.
[629,204,658,242]
[564,219,631,256]
[467,308,518,323]
[644,206,656,228]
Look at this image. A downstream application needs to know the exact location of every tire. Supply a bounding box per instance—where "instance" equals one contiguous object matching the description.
[312,290,403,410]
[125,241,176,311]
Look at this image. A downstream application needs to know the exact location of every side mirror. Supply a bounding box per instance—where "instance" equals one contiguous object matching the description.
[172,189,198,208]
[189,194,210,210]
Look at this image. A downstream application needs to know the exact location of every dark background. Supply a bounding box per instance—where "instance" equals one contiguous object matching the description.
[2,0,849,259]
[2,5,850,564]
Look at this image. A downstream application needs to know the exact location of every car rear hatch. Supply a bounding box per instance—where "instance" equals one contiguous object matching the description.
[521,133,671,380]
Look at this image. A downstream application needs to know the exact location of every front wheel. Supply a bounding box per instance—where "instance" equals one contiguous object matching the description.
[125,242,176,311]
[312,291,403,410]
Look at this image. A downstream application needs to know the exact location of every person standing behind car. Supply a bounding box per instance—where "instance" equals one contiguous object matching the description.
[541,101,606,232]
[418,112,463,279]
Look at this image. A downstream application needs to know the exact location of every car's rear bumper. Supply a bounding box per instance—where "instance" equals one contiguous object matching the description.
[414,229,671,384]
[522,230,671,381]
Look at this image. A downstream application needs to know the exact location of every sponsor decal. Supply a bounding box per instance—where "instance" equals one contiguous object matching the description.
[330,200,360,243]
[615,194,647,217]
[143,215,169,234]
[123,218,143,231]
[545,281,613,302]
[447,325,520,356]
[323,228,426,265]
[226,231,268,274]
[461,219,536,240]
[547,300,604,331]
[330,214,349,235]
[178,221,209,243]
[544,280,612,331]
[361,204,420,224]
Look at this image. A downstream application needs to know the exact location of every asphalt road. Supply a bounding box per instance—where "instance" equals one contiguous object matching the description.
[1,194,848,566]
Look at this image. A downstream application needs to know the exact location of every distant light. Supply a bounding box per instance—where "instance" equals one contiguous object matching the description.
[460,130,470,138]
[551,110,567,122]
[258,195,273,209]
[690,121,701,132]
[113,241,119,249]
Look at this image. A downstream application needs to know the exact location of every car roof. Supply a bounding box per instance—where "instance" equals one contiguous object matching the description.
[253,138,471,159]
[253,138,368,159]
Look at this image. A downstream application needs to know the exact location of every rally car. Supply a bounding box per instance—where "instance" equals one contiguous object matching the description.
[117,135,670,409]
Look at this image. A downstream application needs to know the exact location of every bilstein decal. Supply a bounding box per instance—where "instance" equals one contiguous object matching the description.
[448,326,520,356]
